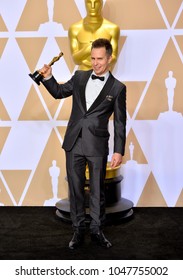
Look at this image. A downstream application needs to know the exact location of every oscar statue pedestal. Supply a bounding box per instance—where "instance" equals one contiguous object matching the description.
[56,163,133,223]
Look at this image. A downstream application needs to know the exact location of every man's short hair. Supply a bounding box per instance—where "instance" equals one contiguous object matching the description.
[91,38,113,56]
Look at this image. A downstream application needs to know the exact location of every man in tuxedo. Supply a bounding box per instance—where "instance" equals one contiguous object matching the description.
[40,38,126,249]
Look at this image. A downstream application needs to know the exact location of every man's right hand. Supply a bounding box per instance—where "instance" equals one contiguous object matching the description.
[39,64,52,78]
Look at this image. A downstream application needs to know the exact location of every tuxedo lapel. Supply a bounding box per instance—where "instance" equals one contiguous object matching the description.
[76,70,92,113]
[87,72,115,113]
[79,80,87,112]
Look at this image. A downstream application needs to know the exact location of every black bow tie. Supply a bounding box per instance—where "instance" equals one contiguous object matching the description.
[91,74,105,81]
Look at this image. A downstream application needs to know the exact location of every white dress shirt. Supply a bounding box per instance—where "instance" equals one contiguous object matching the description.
[85,72,109,110]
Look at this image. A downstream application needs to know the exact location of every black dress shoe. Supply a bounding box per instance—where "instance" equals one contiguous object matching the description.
[69,232,84,250]
[91,231,112,248]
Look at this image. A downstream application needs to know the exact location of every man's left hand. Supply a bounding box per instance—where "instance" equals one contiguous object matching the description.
[110,153,123,168]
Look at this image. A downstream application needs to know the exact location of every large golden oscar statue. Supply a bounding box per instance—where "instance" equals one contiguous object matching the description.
[68,0,120,70]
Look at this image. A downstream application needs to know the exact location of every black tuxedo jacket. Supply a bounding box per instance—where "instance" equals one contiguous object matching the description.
[43,70,126,157]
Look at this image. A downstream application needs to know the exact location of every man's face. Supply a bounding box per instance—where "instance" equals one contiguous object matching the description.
[91,47,112,76]
[85,0,103,16]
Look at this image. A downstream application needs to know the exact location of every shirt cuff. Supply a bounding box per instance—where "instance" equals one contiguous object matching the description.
[43,75,52,81]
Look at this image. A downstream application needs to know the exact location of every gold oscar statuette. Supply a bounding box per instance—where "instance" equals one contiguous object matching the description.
[29,52,64,85]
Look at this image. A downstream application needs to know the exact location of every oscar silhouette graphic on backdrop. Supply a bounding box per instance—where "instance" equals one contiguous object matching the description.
[44,160,61,206]
[159,70,182,119]
[69,0,120,70]
[125,142,137,167]
[129,142,134,161]
[165,70,176,112]
[150,71,183,206]
[39,0,65,33]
